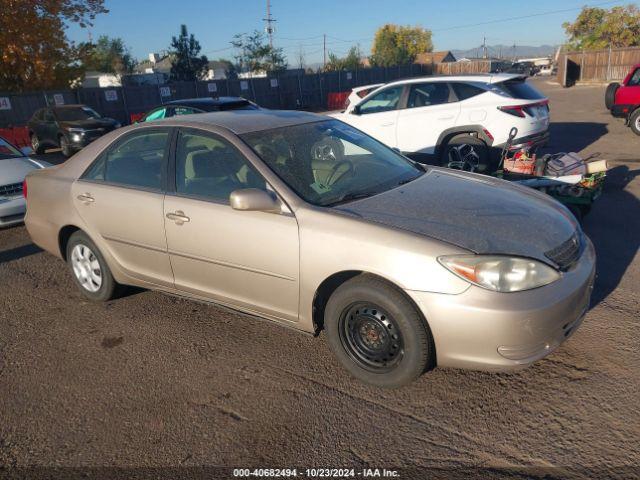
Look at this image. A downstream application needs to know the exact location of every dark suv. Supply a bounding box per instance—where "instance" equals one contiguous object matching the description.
[28,105,121,157]
[139,97,259,123]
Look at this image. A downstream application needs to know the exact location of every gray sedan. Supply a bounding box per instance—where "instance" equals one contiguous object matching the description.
[0,137,49,227]
[24,110,595,388]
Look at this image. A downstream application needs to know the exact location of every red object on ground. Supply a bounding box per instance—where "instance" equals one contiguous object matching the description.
[327,92,350,111]
[0,126,30,148]
[503,150,537,175]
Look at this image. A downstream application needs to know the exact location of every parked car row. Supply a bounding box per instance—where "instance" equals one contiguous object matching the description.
[21,93,594,388]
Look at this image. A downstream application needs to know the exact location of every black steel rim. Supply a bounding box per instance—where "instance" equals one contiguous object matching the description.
[338,303,404,373]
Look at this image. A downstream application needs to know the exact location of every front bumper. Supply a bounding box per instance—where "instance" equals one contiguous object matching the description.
[407,237,596,371]
[0,196,26,227]
[67,130,110,149]
[610,104,635,119]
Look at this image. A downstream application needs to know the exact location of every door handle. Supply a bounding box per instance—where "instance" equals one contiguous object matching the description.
[76,193,94,204]
[380,122,395,127]
[438,116,454,121]
[166,210,190,225]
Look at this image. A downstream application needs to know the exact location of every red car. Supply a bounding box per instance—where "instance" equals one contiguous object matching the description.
[606,63,640,135]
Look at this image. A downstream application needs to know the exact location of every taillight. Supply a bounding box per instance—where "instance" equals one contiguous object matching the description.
[498,105,526,117]
[22,179,27,199]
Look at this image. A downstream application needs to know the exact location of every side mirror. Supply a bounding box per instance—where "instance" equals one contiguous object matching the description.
[230,188,281,213]
[21,146,34,156]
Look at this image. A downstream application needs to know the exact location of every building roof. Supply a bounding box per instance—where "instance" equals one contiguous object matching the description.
[414,51,457,64]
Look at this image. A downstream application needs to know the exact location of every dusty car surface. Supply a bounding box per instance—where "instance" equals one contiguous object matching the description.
[24,110,596,388]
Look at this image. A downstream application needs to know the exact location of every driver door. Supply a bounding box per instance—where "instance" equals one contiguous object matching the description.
[163,128,300,322]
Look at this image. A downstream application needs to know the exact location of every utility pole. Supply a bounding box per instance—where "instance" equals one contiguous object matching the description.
[482,37,487,59]
[263,0,276,48]
[323,34,327,70]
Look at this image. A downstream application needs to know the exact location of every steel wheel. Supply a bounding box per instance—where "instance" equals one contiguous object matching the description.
[635,115,640,132]
[339,303,404,373]
[31,134,40,152]
[70,244,102,293]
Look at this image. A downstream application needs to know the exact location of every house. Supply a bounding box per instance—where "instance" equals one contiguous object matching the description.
[203,60,230,80]
[81,71,121,88]
[414,51,457,64]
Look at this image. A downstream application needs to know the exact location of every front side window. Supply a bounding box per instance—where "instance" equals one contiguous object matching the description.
[241,119,424,207]
[175,130,266,202]
[82,129,169,190]
[628,69,640,86]
[407,82,452,108]
[358,86,403,114]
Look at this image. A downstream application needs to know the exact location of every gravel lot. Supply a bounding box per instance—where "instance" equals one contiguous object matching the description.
[1,80,639,478]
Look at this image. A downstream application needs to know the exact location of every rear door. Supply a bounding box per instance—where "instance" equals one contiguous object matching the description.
[71,127,174,287]
[343,85,404,147]
[396,82,460,154]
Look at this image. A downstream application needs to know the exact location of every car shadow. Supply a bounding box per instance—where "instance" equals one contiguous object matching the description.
[584,165,640,306]
[541,122,609,154]
[0,243,42,265]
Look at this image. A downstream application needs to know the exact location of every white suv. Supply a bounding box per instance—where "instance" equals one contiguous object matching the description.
[331,74,549,172]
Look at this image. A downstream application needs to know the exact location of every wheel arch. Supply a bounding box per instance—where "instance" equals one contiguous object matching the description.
[58,224,82,261]
[434,125,492,159]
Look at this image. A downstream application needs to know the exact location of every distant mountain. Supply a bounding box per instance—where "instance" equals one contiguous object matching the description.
[451,44,559,60]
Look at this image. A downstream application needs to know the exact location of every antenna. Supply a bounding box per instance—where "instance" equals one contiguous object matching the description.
[263,0,276,48]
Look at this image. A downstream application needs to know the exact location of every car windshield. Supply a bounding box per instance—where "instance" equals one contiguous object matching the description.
[55,106,101,121]
[241,119,424,207]
[0,138,23,159]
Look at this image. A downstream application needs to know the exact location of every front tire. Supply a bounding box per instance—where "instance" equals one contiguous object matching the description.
[629,109,640,136]
[66,231,122,301]
[605,82,620,110]
[31,133,45,154]
[324,275,434,388]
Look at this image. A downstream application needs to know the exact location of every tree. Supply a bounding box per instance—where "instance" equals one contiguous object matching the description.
[325,46,363,71]
[79,36,135,74]
[563,5,640,50]
[231,30,287,74]
[0,0,108,92]
[370,24,432,67]
[169,24,209,81]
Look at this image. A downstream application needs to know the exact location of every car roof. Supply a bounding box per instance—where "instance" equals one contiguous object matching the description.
[383,73,525,86]
[50,104,89,109]
[165,97,250,108]
[157,109,328,135]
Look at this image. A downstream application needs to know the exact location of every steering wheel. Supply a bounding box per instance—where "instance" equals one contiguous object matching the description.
[326,160,355,186]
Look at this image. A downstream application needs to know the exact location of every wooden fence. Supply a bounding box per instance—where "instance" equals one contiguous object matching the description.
[558,46,640,86]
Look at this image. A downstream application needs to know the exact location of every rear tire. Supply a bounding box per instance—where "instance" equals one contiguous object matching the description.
[629,109,640,136]
[66,231,122,302]
[440,135,491,173]
[324,274,435,388]
[605,82,620,110]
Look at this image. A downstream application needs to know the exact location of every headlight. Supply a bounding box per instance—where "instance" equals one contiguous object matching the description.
[438,255,560,292]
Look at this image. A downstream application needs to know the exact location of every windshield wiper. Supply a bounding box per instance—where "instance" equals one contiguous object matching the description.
[324,191,378,206]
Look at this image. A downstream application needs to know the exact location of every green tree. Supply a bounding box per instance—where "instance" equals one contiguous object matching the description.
[169,24,209,81]
[231,30,287,74]
[563,5,640,50]
[325,46,363,71]
[0,0,108,92]
[370,24,432,67]
[79,36,135,74]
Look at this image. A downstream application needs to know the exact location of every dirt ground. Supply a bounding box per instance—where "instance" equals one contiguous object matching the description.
[1,80,639,479]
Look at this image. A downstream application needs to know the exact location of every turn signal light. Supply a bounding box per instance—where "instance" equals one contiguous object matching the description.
[22,179,27,199]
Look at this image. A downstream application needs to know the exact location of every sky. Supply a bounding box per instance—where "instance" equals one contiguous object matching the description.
[65,0,636,65]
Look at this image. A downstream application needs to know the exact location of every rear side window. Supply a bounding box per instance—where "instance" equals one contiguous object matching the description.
[407,82,452,108]
[82,130,169,190]
[451,82,486,101]
[494,80,544,100]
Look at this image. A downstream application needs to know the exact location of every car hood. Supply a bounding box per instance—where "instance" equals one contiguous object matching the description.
[60,118,117,129]
[0,157,45,186]
[334,168,578,263]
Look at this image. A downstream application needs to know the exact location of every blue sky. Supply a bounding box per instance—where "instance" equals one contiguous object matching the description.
[65,0,635,64]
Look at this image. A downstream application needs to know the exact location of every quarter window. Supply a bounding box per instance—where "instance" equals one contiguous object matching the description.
[407,82,452,108]
[82,130,169,190]
[358,86,403,114]
[628,69,640,87]
[175,130,266,202]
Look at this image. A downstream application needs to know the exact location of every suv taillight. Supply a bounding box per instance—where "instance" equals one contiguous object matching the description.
[498,105,526,117]
[22,179,27,199]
